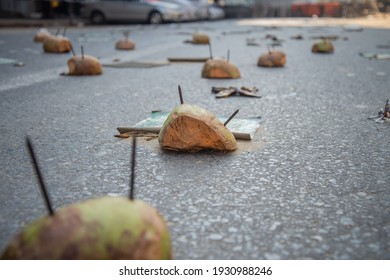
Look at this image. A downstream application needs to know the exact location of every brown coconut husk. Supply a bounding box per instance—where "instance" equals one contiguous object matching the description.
[201,58,241,79]
[34,29,52,43]
[158,104,237,152]
[43,36,72,53]
[1,197,172,260]
[312,40,334,53]
[257,51,286,67]
[192,33,210,45]
[67,55,103,75]
[115,39,135,50]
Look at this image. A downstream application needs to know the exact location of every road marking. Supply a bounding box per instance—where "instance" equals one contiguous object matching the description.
[0,67,63,93]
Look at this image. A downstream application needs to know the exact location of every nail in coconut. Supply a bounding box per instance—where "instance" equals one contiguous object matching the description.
[67,46,103,76]
[34,28,52,43]
[312,40,334,53]
[192,32,210,45]
[201,47,241,79]
[258,49,286,67]
[116,31,135,50]
[158,86,237,152]
[1,137,172,260]
[43,28,72,53]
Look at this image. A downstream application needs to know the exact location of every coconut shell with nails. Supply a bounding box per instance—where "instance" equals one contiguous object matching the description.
[258,50,286,67]
[192,33,210,45]
[67,55,103,76]
[1,196,172,260]
[1,137,172,260]
[158,103,237,152]
[201,58,241,79]
[116,39,135,50]
[43,35,73,53]
[116,32,135,50]
[34,28,52,43]
[312,40,334,53]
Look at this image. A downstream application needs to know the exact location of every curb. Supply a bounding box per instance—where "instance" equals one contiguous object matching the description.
[0,18,87,28]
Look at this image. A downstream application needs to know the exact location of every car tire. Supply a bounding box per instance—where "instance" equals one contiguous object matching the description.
[90,11,106,25]
[148,11,163,24]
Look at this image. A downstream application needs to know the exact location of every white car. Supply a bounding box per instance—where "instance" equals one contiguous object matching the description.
[208,3,225,20]
[80,0,184,24]
[160,0,198,21]
[188,0,210,19]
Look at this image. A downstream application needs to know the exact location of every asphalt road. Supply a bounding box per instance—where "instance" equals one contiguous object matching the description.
[0,19,389,259]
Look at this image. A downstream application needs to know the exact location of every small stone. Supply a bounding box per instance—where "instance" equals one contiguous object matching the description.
[107,193,119,197]
[311,235,323,242]
[264,253,281,260]
[13,62,25,67]
[209,234,223,240]
[177,235,187,243]
[270,221,281,231]
[228,227,238,233]
[232,245,242,252]
[340,216,354,226]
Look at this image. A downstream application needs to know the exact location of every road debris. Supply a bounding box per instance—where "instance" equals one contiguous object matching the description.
[184,32,210,44]
[202,57,241,79]
[258,50,286,67]
[167,57,209,63]
[211,86,261,98]
[66,45,102,76]
[291,34,304,40]
[33,28,51,43]
[359,52,390,60]
[310,35,341,40]
[343,24,363,32]
[103,60,169,68]
[115,31,135,50]
[246,35,283,47]
[368,100,390,123]
[13,62,25,67]
[117,111,261,141]
[312,39,334,53]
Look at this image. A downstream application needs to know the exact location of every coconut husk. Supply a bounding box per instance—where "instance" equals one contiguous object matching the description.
[43,36,72,53]
[115,39,135,50]
[67,55,103,75]
[192,33,210,44]
[312,40,334,53]
[1,197,172,260]
[201,58,241,79]
[158,104,237,152]
[257,51,286,67]
[34,29,52,43]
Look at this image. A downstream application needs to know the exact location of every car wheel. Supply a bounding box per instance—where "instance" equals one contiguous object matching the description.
[148,11,163,24]
[90,11,105,25]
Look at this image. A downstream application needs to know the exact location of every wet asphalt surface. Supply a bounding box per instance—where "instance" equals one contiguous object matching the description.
[0,19,389,259]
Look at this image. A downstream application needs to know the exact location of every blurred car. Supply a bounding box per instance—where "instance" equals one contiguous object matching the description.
[291,0,342,17]
[208,3,225,20]
[189,0,210,19]
[80,0,184,24]
[217,0,255,18]
[378,0,390,12]
[160,0,198,21]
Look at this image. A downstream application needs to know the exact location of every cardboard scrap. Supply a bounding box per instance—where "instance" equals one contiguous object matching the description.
[0,58,17,64]
[117,111,261,140]
[103,60,170,68]
[168,57,209,63]
[359,52,390,60]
